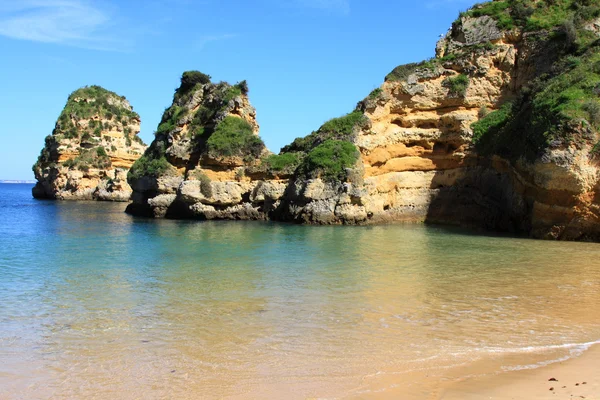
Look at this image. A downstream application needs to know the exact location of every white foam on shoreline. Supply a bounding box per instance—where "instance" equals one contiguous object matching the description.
[499,339,600,371]
[449,339,600,357]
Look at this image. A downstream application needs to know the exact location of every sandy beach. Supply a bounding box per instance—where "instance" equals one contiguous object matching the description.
[438,344,600,399]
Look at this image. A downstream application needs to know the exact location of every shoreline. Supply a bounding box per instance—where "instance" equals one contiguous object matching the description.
[438,343,600,399]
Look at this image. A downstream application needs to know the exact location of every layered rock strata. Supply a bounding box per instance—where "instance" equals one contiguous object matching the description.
[33,86,146,201]
[128,1,600,241]
[126,73,274,218]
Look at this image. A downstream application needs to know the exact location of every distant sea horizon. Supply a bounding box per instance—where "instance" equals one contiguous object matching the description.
[0,180,36,184]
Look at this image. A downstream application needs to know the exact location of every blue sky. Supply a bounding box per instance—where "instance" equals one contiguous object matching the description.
[0,0,474,180]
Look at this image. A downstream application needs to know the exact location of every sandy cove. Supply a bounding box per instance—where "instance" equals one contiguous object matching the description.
[438,344,600,400]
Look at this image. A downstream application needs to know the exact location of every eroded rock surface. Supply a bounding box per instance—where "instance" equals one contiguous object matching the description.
[33,86,146,201]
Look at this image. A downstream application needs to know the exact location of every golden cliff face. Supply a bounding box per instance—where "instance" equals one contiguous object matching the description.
[354,34,517,222]
[351,14,600,240]
[33,86,146,201]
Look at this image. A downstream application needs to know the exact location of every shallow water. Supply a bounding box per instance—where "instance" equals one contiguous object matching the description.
[0,183,599,399]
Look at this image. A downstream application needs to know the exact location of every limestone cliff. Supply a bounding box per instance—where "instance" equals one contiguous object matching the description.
[353,1,600,240]
[33,86,146,201]
[128,0,600,241]
[126,72,272,218]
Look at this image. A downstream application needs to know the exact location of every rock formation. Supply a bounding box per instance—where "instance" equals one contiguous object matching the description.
[128,0,600,241]
[126,72,272,218]
[33,86,146,201]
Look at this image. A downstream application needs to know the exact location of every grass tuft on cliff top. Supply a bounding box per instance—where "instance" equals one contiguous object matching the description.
[55,85,141,146]
[456,0,600,32]
[58,86,139,131]
[281,111,368,153]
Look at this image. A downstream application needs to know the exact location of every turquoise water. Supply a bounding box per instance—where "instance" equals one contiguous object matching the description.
[0,183,599,399]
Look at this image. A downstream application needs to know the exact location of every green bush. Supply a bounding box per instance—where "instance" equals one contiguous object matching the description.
[320,111,368,137]
[454,0,600,34]
[179,71,211,92]
[156,120,175,136]
[222,86,242,104]
[459,1,515,30]
[128,154,172,180]
[368,88,383,99]
[472,102,513,144]
[592,141,600,156]
[236,80,249,95]
[189,170,213,197]
[261,153,302,175]
[64,127,78,139]
[206,116,265,159]
[443,74,470,97]
[583,100,600,128]
[299,140,359,181]
[96,147,107,157]
[282,111,368,153]
[385,60,439,82]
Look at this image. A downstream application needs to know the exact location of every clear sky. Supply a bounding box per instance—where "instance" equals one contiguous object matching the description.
[0,0,474,180]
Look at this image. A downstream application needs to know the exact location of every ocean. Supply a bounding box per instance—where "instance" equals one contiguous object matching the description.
[0,183,599,399]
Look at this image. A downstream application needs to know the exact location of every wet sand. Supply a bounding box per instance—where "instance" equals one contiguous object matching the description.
[438,344,600,399]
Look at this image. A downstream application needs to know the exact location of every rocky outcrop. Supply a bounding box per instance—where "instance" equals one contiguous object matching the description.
[32,86,146,201]
[354,3,600,241]
[128,1,600,241]
[126,72,274,218]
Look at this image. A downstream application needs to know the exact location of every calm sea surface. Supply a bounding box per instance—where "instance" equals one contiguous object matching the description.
[0,183,599,399]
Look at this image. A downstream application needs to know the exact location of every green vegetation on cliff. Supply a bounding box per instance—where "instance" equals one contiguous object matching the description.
[32,135,56,174]
[468,1,600,160]
[56,86,140,140]
[128,141,172,180]
[266,111,365,181]
[443,74,470,97]
[252,153,304,177]
[385,61,439,82]
[263,153,302,173]
[207,116,264,159]
[281,111,367,153]
[458,0,599,32]
[62,147,112,172]
[131,71,266,180]
[33,85,144,179]
[298,140,360,181]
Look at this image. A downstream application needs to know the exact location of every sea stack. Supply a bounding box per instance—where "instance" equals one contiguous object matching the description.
[126,71,274,218]
[32,86,147,201]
